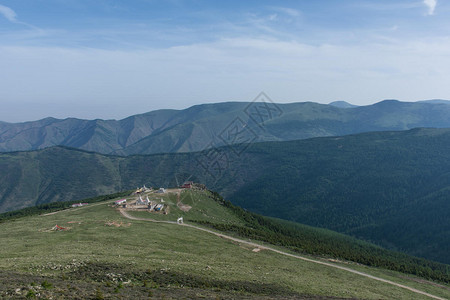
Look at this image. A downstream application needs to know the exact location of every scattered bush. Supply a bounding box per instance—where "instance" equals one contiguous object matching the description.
[41,280,52,289]
[25,290,36,299]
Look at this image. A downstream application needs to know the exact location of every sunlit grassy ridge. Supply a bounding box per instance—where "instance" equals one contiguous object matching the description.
[0,190,449,299]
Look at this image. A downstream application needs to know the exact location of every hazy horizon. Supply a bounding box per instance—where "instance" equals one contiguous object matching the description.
[1,0,449,122]
[1,98,449,123]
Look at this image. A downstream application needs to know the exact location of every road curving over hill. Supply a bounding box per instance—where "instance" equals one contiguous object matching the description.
[118,209,447,300]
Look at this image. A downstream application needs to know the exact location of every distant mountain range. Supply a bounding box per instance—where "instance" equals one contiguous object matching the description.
[1,128,449,264]
[418,99,450,105]
[1,99,450,155]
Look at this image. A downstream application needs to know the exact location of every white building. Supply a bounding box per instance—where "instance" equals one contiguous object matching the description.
[114,199,127,205]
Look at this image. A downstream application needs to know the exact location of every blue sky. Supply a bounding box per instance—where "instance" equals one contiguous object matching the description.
[0,0,448,121]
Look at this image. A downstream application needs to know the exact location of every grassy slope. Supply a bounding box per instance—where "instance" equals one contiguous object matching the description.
[0,191,449,299]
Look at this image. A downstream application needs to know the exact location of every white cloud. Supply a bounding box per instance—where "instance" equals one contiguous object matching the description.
[271,7,300,17]
[423,0,437,15]
[0,4,35,28]
[1,36,450,121]
[0,4,17,22]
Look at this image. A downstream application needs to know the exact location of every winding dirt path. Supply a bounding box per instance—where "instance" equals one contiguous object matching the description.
[40,201,107,216]
[119,209,447,300]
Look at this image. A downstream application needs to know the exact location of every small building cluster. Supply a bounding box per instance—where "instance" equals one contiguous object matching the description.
[132,193,166,213]
[134,185,152,194]
[180,181,193,189]
[137,198,165,212]
[114,183,207,215]
[156,188,166,194]
[154,203,164,211]
[179,181,206,191]
[136,195,150,206]
[114,199,127,206]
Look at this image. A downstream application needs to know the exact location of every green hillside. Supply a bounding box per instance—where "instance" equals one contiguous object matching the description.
[1,100,450,155]
[0,128,449,265]
[0,189,449,299]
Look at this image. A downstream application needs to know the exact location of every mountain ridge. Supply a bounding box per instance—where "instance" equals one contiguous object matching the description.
[2,100,450,155]
[328,100,358,108]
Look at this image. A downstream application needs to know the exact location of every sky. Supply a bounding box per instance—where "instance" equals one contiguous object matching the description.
[0,0,449,122]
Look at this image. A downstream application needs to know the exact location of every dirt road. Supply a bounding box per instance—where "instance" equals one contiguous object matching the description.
[40,201,108,216]
[119,209,447,300]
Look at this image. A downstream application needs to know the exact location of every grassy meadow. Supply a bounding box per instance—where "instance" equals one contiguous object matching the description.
[0,189,449,299]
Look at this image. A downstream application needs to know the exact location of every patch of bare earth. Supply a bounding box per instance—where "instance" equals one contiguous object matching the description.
[177,191,192,212]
